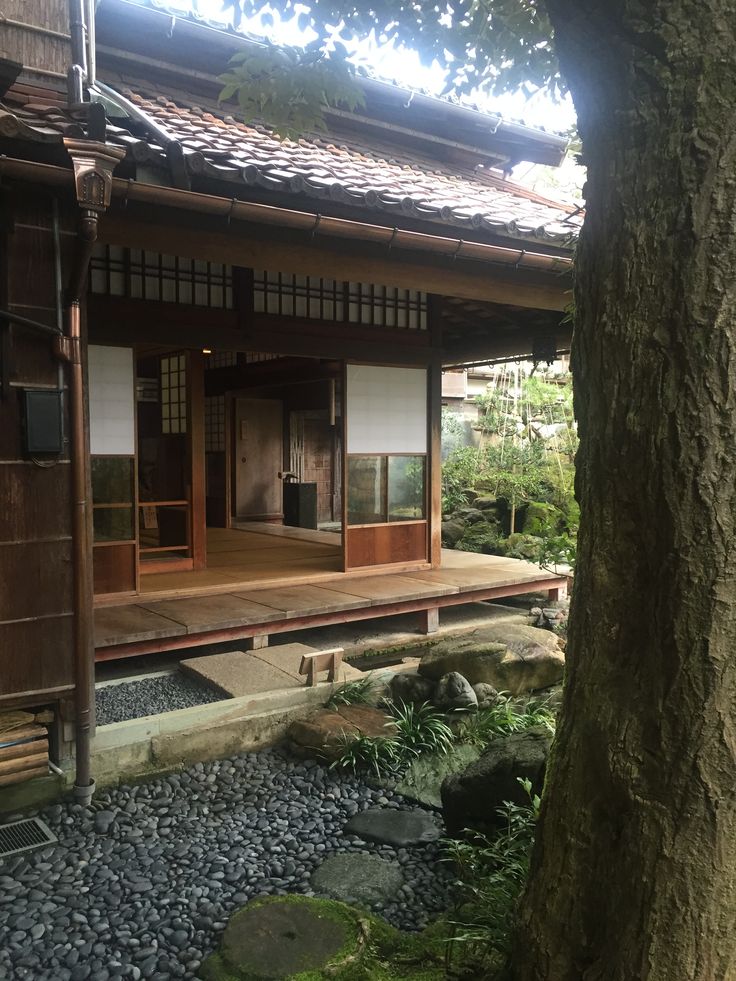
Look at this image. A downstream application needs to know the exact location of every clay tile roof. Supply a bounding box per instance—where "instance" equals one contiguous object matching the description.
[0,85,581,247]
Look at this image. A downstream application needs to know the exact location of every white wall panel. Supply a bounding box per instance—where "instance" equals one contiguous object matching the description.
[88,345,135,455]
[346,365,427,454]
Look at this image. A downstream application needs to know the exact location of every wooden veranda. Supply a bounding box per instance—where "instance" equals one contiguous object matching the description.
[94,549,567,660]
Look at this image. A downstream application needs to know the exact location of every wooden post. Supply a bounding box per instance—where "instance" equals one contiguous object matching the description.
[428,296,443,568]
[420,607,440,634]
[245,633,269,650]
[189,350,207,570]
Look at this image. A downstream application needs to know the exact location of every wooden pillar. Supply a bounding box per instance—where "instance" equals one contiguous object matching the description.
[428,295,444,568]
[245,633,269,650]
[189,350,207,570]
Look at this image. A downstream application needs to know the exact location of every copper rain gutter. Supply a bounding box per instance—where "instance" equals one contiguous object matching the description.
[0,157,575,276]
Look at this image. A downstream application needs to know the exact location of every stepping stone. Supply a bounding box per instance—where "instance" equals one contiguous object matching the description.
[311,853,404,906]
[200,896,357,980]
[344,808,441,847]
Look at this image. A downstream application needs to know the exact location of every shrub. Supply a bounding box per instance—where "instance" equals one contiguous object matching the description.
[326,676,375,708]
[443,778,541,975]
[456,696,555,748]
[389,700,454,757]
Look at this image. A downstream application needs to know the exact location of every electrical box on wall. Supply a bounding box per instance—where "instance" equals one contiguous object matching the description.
[23,389,64,455]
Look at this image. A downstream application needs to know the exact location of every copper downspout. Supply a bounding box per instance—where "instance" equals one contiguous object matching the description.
[0,157,575,275]
[60,141,125,804]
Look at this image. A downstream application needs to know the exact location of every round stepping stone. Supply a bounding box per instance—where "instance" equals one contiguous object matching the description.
[200,896,357,980]
[311,853,404,906]
[344,808,441,847]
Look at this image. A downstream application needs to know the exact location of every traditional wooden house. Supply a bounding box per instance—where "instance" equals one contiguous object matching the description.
[0,0,579,797]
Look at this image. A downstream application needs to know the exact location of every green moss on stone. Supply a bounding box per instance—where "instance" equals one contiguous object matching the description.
[201,895,446,981]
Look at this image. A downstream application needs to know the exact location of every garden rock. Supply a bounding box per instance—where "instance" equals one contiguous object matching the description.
[418,624,564,695]
[199,896,358,980]
[434,672,477,711]
[344,808,441,847]
[389,673,435,706]
[288,704,396,761]
[473,683,499,709]
[441,725,553,834]
[311,853,404,906]
[393,744,481,809]
[440,519,466,546]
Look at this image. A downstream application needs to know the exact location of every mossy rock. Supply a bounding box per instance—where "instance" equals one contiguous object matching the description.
[455,519,502,554]
[496,533,544,562]
[521,502,563,537]
[200,895,446,981]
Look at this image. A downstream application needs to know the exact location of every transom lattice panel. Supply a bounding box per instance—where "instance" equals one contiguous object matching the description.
[205,396,225,452]
[90,245,233,309]
[253,270,427,330]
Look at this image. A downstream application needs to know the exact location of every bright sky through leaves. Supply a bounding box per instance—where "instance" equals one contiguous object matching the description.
[160,0,577,133]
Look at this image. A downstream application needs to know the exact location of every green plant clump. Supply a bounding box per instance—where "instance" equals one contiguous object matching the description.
[443,779,541,977]
[326,677,375,709]
[389,700,455,757]
[456,697,555,749]
[330,700,454,776]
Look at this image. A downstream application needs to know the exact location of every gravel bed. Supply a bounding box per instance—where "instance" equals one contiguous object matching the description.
[95,674,224,726]
[0,748,455,981]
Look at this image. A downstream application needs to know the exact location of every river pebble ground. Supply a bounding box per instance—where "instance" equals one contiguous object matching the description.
[95,675,223,727]
[0,747,454,981]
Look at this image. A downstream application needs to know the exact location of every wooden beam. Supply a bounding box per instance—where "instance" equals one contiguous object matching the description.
[444,324,573,365]
[99,209,571,311]
[87,294,437,364]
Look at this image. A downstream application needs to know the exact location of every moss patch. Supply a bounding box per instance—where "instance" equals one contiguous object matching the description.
[200,895,447,981]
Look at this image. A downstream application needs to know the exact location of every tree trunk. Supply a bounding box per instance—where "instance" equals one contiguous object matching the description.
[514,2,736,978]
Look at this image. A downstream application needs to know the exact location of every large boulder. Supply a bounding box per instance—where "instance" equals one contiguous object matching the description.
[418,624,564,695]
[393,744,482,810]
[288,704,396,761]
[441,726,553,834]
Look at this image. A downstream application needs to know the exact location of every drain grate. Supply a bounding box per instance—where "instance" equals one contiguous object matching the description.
[0,817,57,859]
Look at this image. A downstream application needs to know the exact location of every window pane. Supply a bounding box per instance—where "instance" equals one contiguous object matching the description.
[347,456,387,525]
[93,506,134,542]
[388,456,426,521]
[91,457,134,504]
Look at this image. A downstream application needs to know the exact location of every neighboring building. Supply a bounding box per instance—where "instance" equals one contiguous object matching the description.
[0,0,579,793]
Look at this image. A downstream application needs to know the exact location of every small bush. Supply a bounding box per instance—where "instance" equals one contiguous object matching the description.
[326,676,375,708]
[389,700,455,757]
[330,733,407,777]
[443,778,540,975]
[457,696,555,748]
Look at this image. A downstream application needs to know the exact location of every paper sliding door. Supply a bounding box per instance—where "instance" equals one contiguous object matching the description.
[344,364,428,569]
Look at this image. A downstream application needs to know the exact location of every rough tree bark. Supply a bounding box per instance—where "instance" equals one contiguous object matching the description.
[514,2,736,979]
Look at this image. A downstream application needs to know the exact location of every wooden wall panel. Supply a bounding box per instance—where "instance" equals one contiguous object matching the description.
[0,191,76,704]
[346,522,427,568]
[0,541,73,621]
[0,617,74,698]
[0,462,71,541]
[93,544,136,595]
